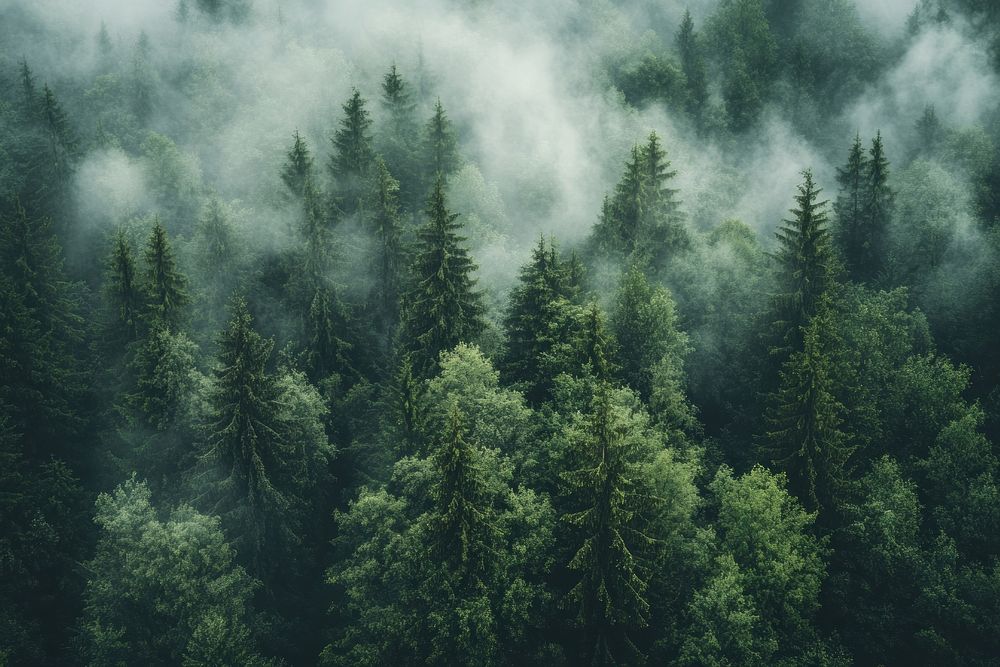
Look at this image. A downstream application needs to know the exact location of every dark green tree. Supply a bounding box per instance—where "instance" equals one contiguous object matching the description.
[329,89,374,214]
[306,286,353,384]
[860,130,893,282]
[105,229,142,344]
[765,310,852,521]
[561,383,660,665]
[198,297,291,576]
[501,236,577,403]
[423,99,459,183]
[282,130,316,201]
[833,133,869,282]
[771,169,837,356]
[378,65,421,209]
[142,219,189,328]
[401,177,484,377]
[367,157,404,336]
[676,9,709,120]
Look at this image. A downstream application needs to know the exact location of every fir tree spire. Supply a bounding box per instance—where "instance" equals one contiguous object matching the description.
[142,218,189,328]
[401,176,484,377]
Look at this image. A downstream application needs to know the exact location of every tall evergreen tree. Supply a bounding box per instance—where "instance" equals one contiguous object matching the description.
[142,218,189,328]
[637,131,688,267]
[378,65,421,210]
[501,236,576,403]
[306,286,353,384]
[562,383,659,665]
[401,177,484,377]
[676,9,709,120]
[423,99,459,183]
[766,309,852,521]
[329,89,374,214]
[198,297,290,576]
[105,229,142,345]
[282,130,316,201]
[771,169,837,356]
[833,133,869,282]
[431,405,494,580]
[367,157,404,336]
[861,130,893,283]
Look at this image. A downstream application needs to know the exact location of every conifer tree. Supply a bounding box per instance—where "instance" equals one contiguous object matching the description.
[431,405,493,580]
[401,177,484,377]
[306,286,353,384]
[610,264,689,402]
[142,218,189,328]
[861,130,893,283]
[562,383,658,665]
[771,169,837,356]
[19,58,37,113]
[637,131,688,267]
[199,297,290,576]
[105,229,142,344]
[677,9,708,119]
[501,236,575,402]
[833,134,869,281]
[367,157,404,335]
[282,130,316,201]
[329,89,374,214]
[423,99,459,183]
[766,310,852,522]
[379,65,420,209]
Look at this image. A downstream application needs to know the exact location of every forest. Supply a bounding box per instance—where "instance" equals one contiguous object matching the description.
[1,0,999,664]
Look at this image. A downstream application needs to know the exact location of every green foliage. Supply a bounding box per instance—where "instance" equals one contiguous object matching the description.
[770,169,837,356]
[401,177,484,377]
[423,99,459,182]
[366,157,404,336]
[80,477,266,666]
[143,219,190,328]
[330,89,374,214]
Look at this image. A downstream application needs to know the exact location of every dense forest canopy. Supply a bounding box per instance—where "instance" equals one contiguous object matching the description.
[1,0,999,664]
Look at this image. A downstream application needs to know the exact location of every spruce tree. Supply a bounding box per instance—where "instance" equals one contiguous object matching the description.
[105,229,142,344]
[431,405,493,580]
[306,286,353,384]
[766,310,852,522]
[329,89,374,214]
[423,99,459,183]
[142,218,189,328]
[19,58,37,113]
[562,383,657,665]
[401,177,484,377]
[282,130,316,201]
[771,169,837,356]
[501,236,575,403]
[379,65,420,209]
[367,157,404,336]
[677,9,708,120]
[637,131,688,267]
[199,297,290,576]
[861,130,893,283]
[833,134,869,282]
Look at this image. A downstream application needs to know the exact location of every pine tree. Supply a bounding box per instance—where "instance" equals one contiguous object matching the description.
[367,157,404,335]
[19,58,37,113]
[282,130,316,200]
[379,65,420,209]
[637,131,688,267]
[401,177,484,377]
[142,218,189,328]
[423,99,459,183]
[833,134,869,282]
[306,286,353,384]
[199,297,289,575]
[860,131,893,283]
[431,405,493,580]
[329,89,374,214]
[771,169,837,356]
[0,202,87,462]
[501,236,575,403]
[766,310,852,521]
[914,105,942,155]
[105,229,142,344]
[677,10,708,120]
[562,383,657,665]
